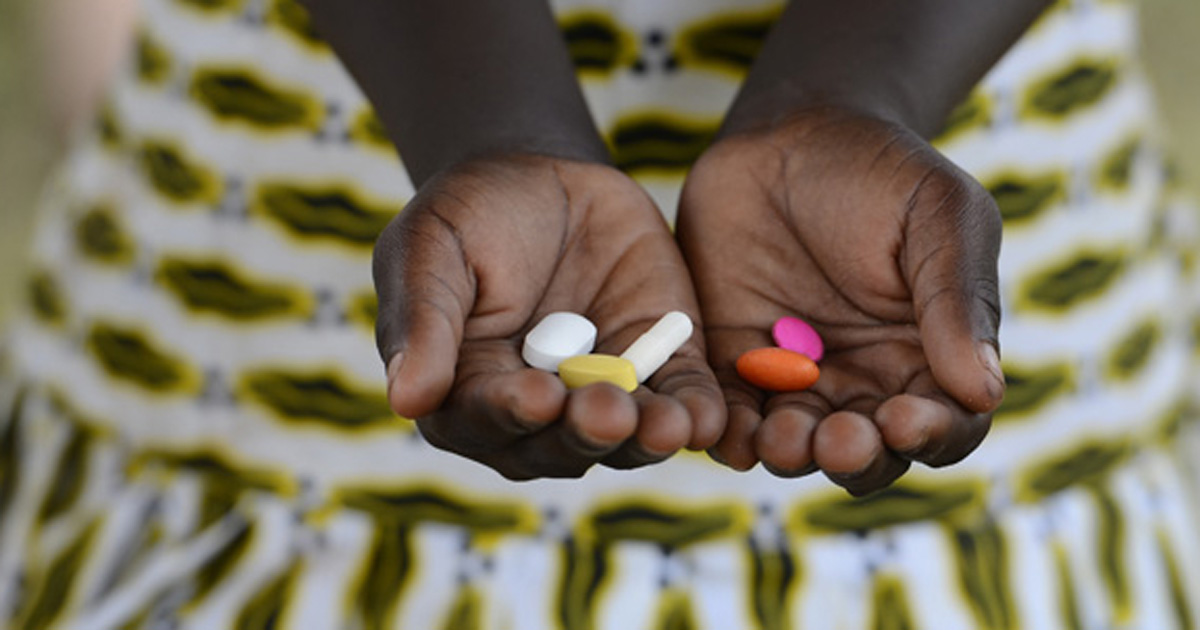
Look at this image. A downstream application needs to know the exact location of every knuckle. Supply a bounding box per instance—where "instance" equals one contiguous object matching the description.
[649,364,714,395]
[371,214,408,269]
[916,168,970,209]
[911,167,1001,243]
[971,277,1003,334]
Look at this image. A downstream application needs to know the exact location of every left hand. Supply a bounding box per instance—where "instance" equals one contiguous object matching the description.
[676,107,1005,494]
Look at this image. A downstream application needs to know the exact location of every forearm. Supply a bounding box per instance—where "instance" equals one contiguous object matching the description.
[302,0,608,187]
[723,0,1053,138]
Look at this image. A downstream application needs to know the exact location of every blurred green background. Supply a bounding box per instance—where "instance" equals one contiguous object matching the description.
[0,0,1197,323]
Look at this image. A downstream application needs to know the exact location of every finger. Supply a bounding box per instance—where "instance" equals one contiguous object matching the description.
[709,401,762,471]
[644,353,726,451]
[755,393,829,477]
[589,240,725,450]
[488,383,639,480]
[903,170,1005,414]
[601,392,692,469]
[374,206,475,419]
[874,392,991,467]
[417,365,567,457]
[814,411,910,496]
[700,326,774,467]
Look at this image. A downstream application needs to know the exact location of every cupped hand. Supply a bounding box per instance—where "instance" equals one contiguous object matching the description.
[676,108,1005,494]
[374,154,724,479]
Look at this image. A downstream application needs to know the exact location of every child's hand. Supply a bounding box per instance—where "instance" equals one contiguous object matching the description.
[677,108,1004,494]
[375,154,724,479]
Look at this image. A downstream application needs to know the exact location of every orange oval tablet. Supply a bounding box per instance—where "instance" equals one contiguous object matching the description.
[736,347,819,392]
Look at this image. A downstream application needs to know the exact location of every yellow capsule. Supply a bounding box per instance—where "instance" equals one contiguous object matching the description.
[557,354,639,392]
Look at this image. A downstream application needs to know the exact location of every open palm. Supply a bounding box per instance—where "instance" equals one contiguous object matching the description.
[375,154,724,479]
[677,109,1005,494]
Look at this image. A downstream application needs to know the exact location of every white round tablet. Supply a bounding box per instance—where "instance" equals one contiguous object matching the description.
[521,312,597,372]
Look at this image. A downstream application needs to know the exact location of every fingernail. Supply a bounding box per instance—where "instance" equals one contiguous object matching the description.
[976,343,1005,403]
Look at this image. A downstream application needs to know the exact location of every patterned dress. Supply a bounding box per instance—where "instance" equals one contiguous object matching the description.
[3,0,1200,628]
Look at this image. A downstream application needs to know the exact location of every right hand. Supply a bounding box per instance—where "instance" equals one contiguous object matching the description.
[374,154,725,480]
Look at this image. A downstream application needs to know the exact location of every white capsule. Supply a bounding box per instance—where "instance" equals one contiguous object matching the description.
[522,312,597,372]
[620,311,694,382]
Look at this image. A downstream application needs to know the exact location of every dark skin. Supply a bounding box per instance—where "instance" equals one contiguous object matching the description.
[302,0,610,184]
[303,0,1051,490]
[677,109,1005,493]
[303,0,725,480]
[679,0,1052,492]
[372,155,724,479]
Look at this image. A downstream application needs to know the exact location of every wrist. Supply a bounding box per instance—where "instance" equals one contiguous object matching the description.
[303,0,612,189]
[403,126,613,187]
[716,0,1052,142]
[718,78,922,141]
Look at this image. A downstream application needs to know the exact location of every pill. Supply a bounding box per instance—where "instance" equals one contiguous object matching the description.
[619,311,694,382]
[772,316,824,362]
[736,347,819,392]
[557,354,639,392]
[522,312,597,372]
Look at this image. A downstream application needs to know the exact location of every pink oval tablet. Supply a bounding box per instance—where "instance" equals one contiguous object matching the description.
[772,317,824,362]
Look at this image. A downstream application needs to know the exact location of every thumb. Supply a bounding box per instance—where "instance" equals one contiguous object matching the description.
[905,171,1005,414]
[373,207,474,420]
